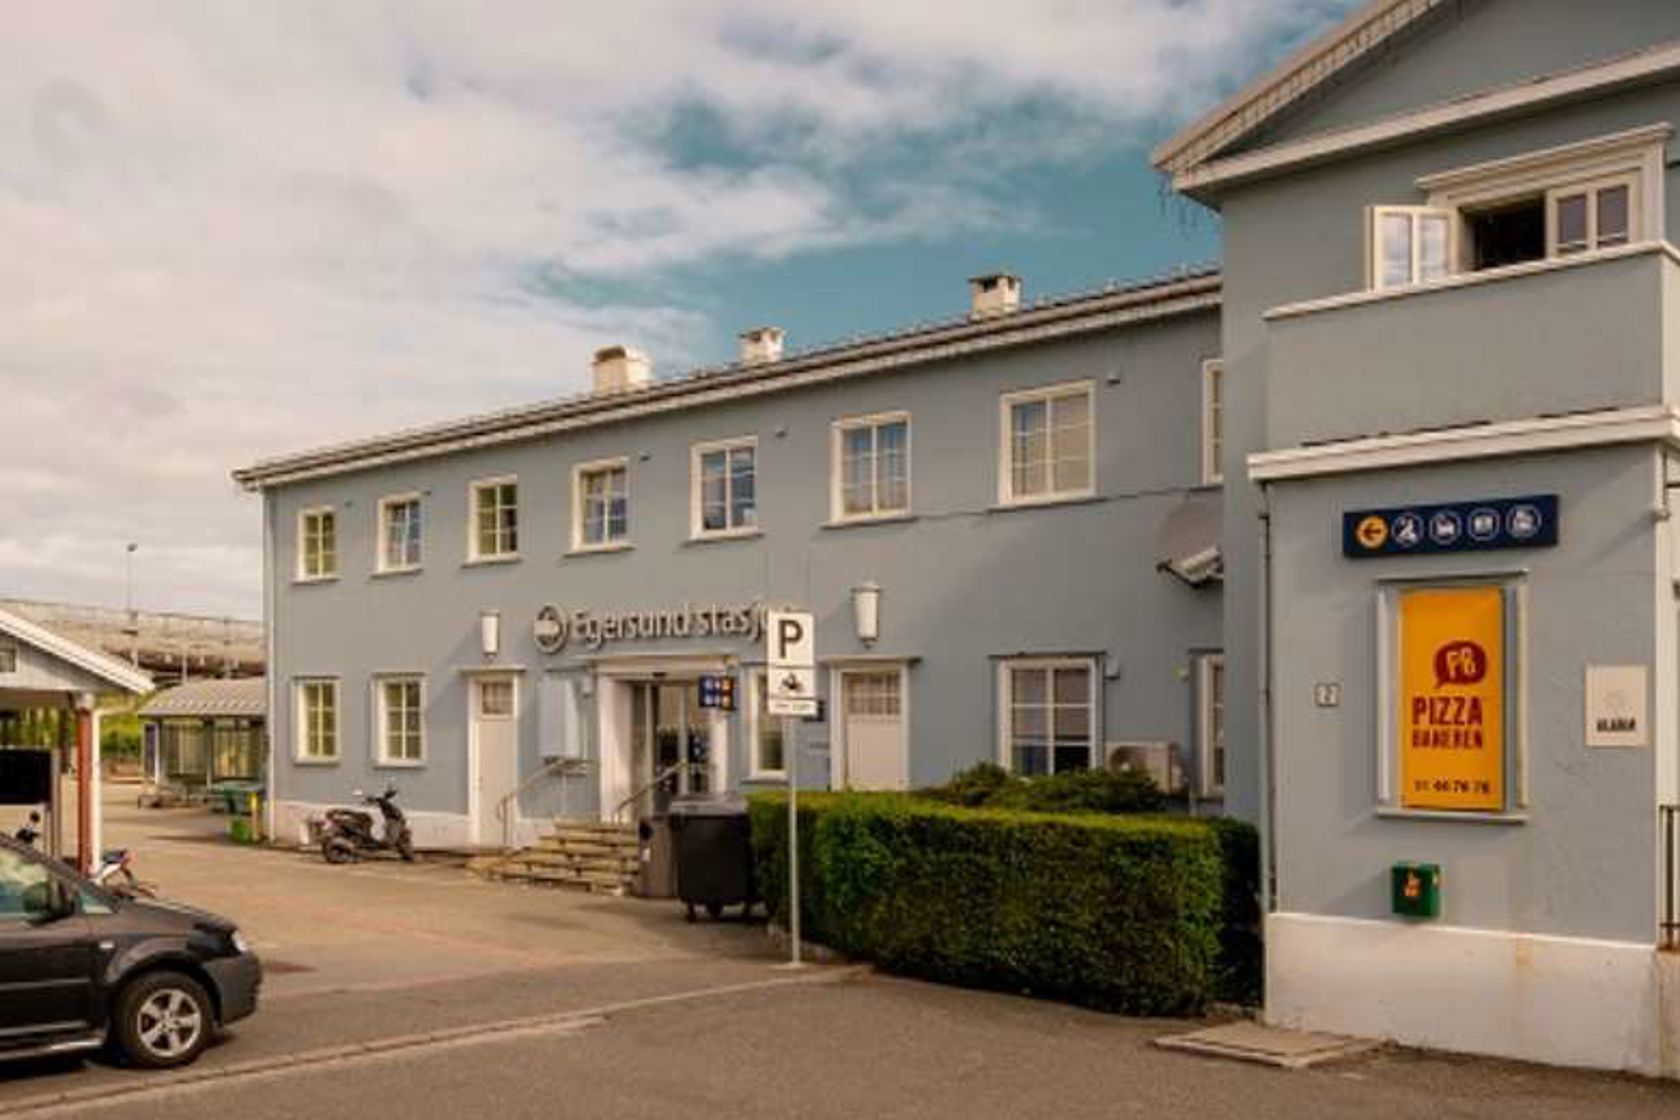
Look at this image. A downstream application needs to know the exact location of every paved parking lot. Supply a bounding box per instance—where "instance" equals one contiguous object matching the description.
[3,786,1680,1118]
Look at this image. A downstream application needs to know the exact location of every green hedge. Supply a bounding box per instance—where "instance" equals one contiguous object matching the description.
[918,762,1165,813]
[749,792,1233,1016]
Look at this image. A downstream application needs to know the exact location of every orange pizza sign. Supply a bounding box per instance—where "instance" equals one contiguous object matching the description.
[1398,586,1505,811]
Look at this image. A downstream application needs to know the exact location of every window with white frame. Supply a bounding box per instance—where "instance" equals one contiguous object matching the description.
[378,494,422,572]
[298,507,337,580]
[1000,382,1094,505]
[1198,654,1226,798]
[470,477,519,560]
[0,644,14,674]
[478,678,515,718]
[999,659,1095,776]
[1200,359,1224,485]
[295,679,339,761]
[1367,126,1664,291]
[1368,207,1453,290]
[693,439,757,536]
[748,671,786,778]
[377,677,424,764]
[573,459,629,550]
[833,414,910,521]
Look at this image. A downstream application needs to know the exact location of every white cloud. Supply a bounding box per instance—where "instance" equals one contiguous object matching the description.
[0,0,1347,617]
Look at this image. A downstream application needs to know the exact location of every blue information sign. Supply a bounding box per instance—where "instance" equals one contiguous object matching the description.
[1342,495,1559,559]
[698,674,737,711]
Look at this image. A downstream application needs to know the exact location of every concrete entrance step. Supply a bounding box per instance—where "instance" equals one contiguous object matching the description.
[469,819,640,896]
[1153,1021,1383,1070]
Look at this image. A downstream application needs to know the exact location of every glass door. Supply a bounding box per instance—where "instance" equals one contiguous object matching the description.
[635,682,712,815]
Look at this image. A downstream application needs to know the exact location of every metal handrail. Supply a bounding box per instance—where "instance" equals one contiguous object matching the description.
[1661,804,1679,951]
[495,757,591,850]
[611,761,690,825]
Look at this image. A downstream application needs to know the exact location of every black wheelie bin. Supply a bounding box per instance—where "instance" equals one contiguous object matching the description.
[667,794,757,921]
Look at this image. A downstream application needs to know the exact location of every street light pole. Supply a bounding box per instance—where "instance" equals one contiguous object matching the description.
[125,543,139,666]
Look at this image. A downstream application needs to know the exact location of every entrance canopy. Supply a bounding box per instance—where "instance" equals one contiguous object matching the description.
[0,604,152,870]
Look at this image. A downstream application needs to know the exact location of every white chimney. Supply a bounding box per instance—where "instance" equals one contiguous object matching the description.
[591,345,652,394]
[968,272,1022,319]
[739,326,785,365]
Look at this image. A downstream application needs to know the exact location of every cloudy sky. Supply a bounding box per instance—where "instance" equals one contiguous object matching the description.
[1,1,1353,619]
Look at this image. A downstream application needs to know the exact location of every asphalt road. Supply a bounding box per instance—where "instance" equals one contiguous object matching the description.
[2,788,1678,1118]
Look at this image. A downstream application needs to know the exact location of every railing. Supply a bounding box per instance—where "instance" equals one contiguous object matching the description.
[495,758,592,850]
[611,762,691,826]
[1662,804,1679,951]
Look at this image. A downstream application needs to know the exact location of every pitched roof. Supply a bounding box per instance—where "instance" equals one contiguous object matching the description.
[139,677,266,719]
[1152,0,1450,176]
[0,606,154,695]
[233,266,1221,490]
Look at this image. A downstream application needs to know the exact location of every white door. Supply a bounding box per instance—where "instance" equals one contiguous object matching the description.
[841,670,906,790]
[471,676,520,847]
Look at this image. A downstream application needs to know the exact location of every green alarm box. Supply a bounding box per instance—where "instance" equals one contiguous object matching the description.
[1391,862,1442,919]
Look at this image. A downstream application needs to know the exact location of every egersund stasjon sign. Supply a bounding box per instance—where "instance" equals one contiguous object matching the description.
[533,602,764,654]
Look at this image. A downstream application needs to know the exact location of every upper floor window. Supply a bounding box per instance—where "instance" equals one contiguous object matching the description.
[295,678,339,761]
[999,658,1095,776]
[692,438,757,537]
[470,477,519,561]
[832,413,910,521]
[378,494,422,572]
[1371,125,1665,292]
[573,459,629,551]
[298,507,337,581]
[1200,359,1224,486]
[999,381,1094,505]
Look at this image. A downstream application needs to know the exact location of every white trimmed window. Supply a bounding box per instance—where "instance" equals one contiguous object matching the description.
[832,414,910,521]
[999,382,1094,505]
[747,671,787,778]
[298,507,337,580]
[295,679,339,761]
[1547,174,1635,256]
[1197,654,1226,798]
[998,659,1096,776]
[378,494,422,572]
[376,677,424,764]
[469,477,519,561]
[1368,206,1453,291]
[692,438,757,537]
[573,459,629,551]
[0,644,15,674]
[1200,359,1224,485]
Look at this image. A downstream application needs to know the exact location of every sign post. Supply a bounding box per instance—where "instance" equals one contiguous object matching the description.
[766,610,816,967]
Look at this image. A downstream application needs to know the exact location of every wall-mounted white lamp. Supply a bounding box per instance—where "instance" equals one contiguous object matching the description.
[852,580,881,646]
[480,610,501,660]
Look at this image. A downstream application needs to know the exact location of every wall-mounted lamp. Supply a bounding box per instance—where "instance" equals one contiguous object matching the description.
[852,580,881,646]
[480,610,502,660]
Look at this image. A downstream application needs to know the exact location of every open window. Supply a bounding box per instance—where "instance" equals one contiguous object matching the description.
[1367,207,1453,290]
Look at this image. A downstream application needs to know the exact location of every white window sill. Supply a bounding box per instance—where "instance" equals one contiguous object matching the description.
[1374,807,1528,825]
[293,756,340,767]
[566,541,634,557]
[463,554,521,568]
[990,492,1101,513]
[374,759,426,770]
[823,512,916,530]
[372,566,422,579]
[686,528,763,545]
[293,575,340,586]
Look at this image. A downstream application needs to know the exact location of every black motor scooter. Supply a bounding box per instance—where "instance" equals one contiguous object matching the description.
[13,811,41,846]
[318,784,415,864]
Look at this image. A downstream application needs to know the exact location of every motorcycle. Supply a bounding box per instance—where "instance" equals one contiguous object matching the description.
[94,847,158,899]
[317,784,414,864]
[13,811,41,846]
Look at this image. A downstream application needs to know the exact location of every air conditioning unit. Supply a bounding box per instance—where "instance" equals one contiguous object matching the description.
[1105,740,1186,794]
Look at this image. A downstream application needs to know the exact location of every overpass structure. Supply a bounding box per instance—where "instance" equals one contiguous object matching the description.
[0,598,263,686]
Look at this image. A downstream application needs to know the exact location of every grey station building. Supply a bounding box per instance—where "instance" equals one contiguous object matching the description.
[235,271,1227,852]
[239,0,1680,1078]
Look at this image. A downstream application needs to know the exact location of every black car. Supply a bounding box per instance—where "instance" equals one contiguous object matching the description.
[0,834,261,1068]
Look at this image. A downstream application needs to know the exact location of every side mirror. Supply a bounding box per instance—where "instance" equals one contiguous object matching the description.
[22,879,75,925]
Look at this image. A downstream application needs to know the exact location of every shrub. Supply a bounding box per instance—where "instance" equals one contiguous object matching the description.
[750,792,1226,1016]
[919,762,1165,814]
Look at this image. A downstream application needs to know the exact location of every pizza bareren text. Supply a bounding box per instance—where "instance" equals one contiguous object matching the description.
[1410,694,1485,748]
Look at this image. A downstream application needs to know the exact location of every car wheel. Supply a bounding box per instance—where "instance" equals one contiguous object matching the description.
[114,971,214,1069]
